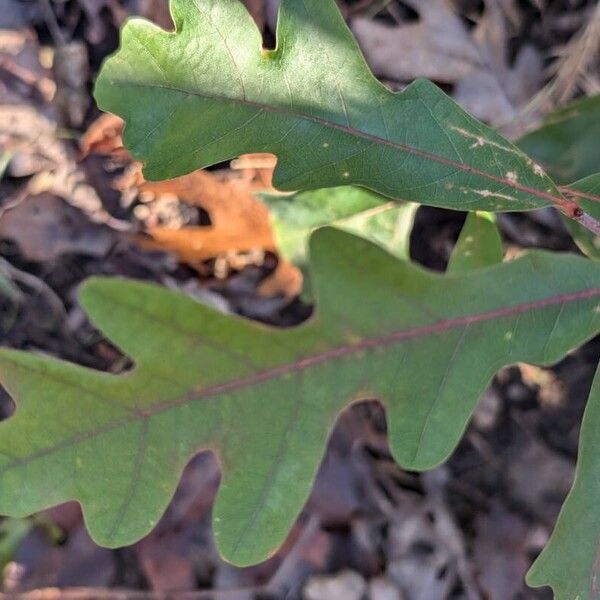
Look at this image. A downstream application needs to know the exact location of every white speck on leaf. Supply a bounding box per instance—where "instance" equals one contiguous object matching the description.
[449,126,521,157]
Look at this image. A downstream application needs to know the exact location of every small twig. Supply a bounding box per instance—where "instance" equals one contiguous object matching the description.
[38,0,67,46]
[0,257,67,324]
[0,55,56,101]
[575,211,600,236]
[556,203,600,238]
[553,190,600,237]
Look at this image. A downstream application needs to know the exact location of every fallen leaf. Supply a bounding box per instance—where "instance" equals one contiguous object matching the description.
[304,570,367,600]
[138,167,303,297]
[352,0,482,85]
[473,504,530,600]
[80,113,129,162]
[0,28,55,107]
[0,106,64,178]
[141,169,275,254]
[82,114,301,297]
[454,0,543,129]
[0,193,115,262]
[352,0,543,127]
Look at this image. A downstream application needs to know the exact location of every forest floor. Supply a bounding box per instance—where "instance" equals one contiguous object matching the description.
[0,0,599,598]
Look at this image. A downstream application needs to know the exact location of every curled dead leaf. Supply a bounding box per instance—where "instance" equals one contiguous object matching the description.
[0,193,115,262]
[82,114,301,298]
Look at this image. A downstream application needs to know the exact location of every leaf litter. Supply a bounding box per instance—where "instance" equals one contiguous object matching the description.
[352,0,544,131]
[0,0,599,598]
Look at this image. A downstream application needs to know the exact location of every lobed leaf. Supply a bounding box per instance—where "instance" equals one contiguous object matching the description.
[95,0,569,214]
[1,229,600,566]
[527,362,600,599]
[262,185,417,264]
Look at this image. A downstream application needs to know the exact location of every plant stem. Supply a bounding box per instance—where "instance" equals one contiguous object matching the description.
[575,211,600,236]
[560,186,600,203]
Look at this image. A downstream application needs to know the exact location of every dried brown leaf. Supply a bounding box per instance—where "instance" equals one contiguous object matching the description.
[0,193,115,262]
[82,115,301,297]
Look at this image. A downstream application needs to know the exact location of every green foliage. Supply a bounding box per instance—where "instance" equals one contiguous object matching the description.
[1,229,600,566]
[519,95,600,597]
[447,212,503,273]
[263,186,417,297]
[262,186,417,286]
[1,0,599,592]
[518,94,600,263]
[95,0,565,214]
[518,94,600,184]
[0,518,32,571]
[527,363,600,599]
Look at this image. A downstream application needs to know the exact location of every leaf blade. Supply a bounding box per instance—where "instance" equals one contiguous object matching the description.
[518,94,600,184]
[1,229,600,565]
[527,362,600,599]
[95,0,566,214]
[447,211,503,273]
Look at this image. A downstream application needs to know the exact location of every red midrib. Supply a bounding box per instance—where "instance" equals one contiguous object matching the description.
[1,287,599,473]
[120,82,580,215]
[145,287,600,413]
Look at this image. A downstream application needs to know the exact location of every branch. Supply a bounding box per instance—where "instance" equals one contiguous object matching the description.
[574,210,600,237]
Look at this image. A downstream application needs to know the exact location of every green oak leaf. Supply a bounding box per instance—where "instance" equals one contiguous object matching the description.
[447,212,503,274]
[0,518,33,570]
[262,185,417,297]
[262,185,417,267]
[519,94,600,184]
[527,362,600,599]
[1,229,600,566]
[95,0,566,214]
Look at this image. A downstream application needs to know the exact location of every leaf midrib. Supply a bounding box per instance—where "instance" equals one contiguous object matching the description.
[113,80,573,210]
[1,286,598,474]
